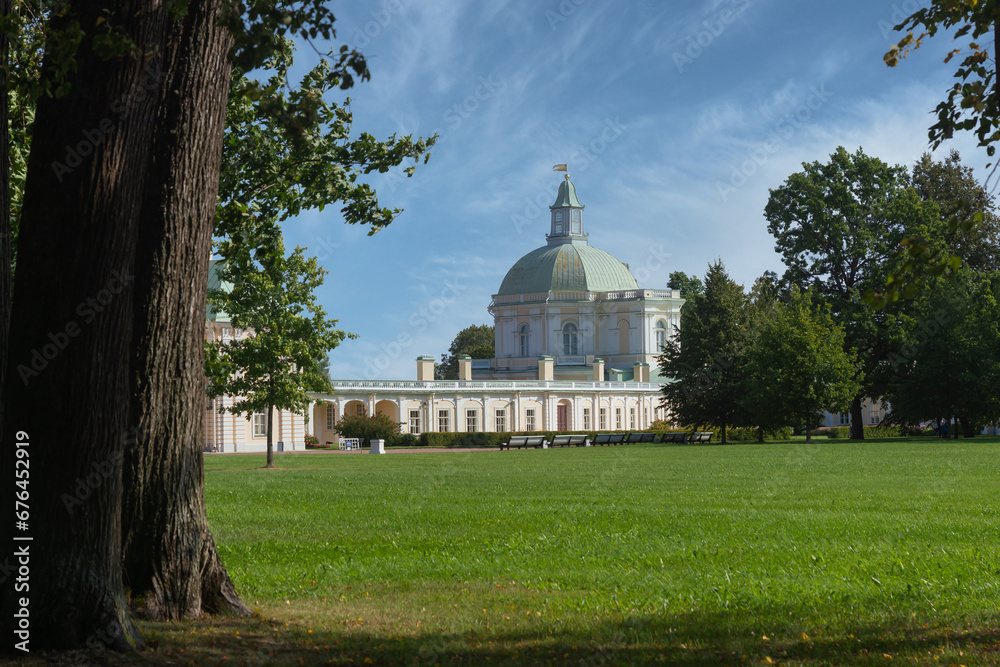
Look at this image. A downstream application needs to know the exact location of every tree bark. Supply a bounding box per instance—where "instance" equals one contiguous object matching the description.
[849,395,865,439]
[0,0,167,649]
[121,0,248,621]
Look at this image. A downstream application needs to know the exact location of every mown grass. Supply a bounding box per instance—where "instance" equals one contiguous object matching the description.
[16,438,1000,665]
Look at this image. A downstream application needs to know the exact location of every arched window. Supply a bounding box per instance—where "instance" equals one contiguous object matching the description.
[519,324,529,358]
[655,319,668,350]
[563,322,578,355]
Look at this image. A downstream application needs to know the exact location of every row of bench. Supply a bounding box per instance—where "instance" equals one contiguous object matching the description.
[499,431,714,450]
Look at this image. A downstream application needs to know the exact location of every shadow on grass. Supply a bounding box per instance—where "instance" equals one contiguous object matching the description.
[14,606,1000,666]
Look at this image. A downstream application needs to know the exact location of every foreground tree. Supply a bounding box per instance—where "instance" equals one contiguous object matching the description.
[879,5,999,301]
[745,288,860,443]
[436,324,494,379]
[764,147,935,438]
[2,0,432,650]
[658,260,747,443]
[207,243,346,468]
[1,0,169,648]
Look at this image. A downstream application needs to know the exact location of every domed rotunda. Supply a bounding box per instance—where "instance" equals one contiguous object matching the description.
[478,175,684,384]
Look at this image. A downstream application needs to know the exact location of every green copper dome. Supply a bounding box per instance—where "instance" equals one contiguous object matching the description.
[497,243,638,296]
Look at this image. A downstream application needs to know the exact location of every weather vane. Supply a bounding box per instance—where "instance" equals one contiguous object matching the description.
[552,163,569,179]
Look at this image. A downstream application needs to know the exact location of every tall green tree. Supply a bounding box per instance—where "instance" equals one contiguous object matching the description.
[436,324,494,379]
[658,260,748,443]
[764,146,936,438]
[745,287,860,443]
[884,269,1000,436]
[207,243,348,468]
[911,150,1000,273]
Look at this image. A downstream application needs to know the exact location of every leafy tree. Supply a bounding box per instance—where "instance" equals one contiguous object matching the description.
[658,260,748,443]
[745,287,860,443]
[436,324,494,379]
[884,269,1000,436]
[911,150,1000,273]
[335,413,400,446]
[885,5,999,161]
[764,146,936,438]
[1,1,433,646]
[667,270,704,298]
[878,6,999,302]
[207,242,348,468]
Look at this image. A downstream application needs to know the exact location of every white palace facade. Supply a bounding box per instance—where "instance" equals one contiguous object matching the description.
[304,175,685,447]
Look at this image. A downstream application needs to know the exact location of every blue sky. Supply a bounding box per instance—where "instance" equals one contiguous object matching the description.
[280,1,986,381]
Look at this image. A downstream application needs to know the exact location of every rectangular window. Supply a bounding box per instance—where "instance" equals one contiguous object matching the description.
[630,407,636,430]
[409,409,421,435]
[615,408,622,430]
[643,407,648,427]
[869,404,882,425]
[599,408,607,430]
[326,404,334,431]
[495,409,506,433]
[252,412,266,437]
[466,409,478,433]
[839,412,850,426]
[583,407,591,430]
[525,408,536,432]
[438,409,450,433]
[355,404,366,416]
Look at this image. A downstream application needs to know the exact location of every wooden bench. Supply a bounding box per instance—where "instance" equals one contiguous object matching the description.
[592,433,625,446]
[625,432,656,443]
[658,432,687,443]
[688,431,713,443]
[550,434,588,447]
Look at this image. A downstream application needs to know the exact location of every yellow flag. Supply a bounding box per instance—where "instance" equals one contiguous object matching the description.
[552,164,568,172]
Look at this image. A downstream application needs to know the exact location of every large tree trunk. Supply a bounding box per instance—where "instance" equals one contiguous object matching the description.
[0,0,167,649]
[959,414,975,438]
[121,0,247,621]
[849,395,865,439]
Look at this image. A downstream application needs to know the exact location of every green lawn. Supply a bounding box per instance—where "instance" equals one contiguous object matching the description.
[148,438,1000,665]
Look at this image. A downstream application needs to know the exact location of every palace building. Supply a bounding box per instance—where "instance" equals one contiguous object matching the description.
[204,174,683,452]
[300,175,684,448]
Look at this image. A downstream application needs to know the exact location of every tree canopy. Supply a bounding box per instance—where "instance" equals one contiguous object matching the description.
[764,146,937,437]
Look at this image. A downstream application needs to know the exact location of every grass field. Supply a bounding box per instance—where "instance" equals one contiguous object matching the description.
[28,438,1000,666]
